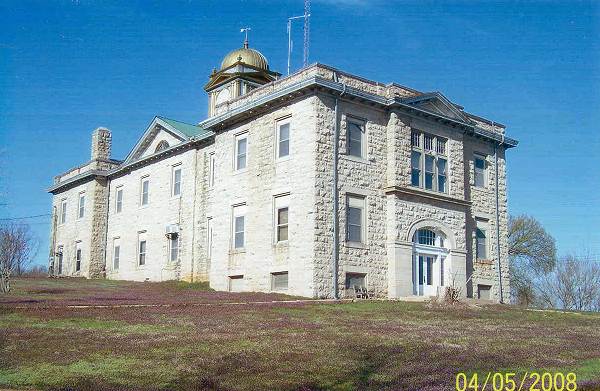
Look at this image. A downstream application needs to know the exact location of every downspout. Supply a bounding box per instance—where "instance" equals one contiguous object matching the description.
[102,178,111,278]
[49,206,57,276]
[494,130,504,303]
[189,144,199,283]
[332,72,346,300]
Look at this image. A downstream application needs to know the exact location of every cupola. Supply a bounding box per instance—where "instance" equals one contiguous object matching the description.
[204,38,280,117]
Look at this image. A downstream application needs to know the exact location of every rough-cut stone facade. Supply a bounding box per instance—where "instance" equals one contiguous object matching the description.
[48,62,516,303]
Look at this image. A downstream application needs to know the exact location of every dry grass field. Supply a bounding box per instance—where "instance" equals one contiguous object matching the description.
[1,277,599,391]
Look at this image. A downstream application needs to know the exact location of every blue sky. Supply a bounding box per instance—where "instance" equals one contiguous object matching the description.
[1,0,599,267]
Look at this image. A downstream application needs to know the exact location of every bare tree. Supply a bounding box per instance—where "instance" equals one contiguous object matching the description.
[537,256,600,312]
[508,215,557,306]
[0,222,37,293]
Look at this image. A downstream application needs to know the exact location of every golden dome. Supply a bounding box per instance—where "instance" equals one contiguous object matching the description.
[220,46,269,71]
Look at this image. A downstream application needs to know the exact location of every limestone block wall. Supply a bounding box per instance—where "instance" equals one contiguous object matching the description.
[50,180,96,278]
[463,136,511,302]
[313,95,391,298]
[206,96,317,297]
[105,149,197,282]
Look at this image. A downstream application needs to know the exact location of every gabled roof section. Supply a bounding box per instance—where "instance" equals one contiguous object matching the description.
[124,116,209,164]
[401,92,472,124]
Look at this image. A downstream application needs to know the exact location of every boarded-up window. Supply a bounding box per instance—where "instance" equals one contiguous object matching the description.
[229,275,244,292]
[478,284,492,300]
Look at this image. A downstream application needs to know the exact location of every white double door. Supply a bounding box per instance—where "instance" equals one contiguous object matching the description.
[414,250,447,296]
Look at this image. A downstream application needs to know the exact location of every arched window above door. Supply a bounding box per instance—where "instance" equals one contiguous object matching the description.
[416,229,436,246]
[413,228,447,248]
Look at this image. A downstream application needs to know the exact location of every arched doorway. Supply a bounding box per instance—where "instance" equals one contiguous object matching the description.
[412,228,450,296]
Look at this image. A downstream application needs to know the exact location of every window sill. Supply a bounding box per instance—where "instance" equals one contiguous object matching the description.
[345,241,367,249]
[276,156,291,163]
[233,168,248,176]
[475,259,495,266]
[273,241,289,248]
[230,248,246,255]
[342,154,370,164]
[385,185,470,207]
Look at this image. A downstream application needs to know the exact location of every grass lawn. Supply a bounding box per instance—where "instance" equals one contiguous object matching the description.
[1,277,599,391]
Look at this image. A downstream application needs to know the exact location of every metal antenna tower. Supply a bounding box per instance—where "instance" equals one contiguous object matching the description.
[287,15,305,75]
[303,0,310,67]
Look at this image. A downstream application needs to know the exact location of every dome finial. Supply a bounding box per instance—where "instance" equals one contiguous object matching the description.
[240,27,251,49]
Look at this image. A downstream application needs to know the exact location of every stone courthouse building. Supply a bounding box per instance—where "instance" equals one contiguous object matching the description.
[48,41,517,302]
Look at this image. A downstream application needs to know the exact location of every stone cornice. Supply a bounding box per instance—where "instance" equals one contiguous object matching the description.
[48,133,214,194]
[384,185,471,207]
[200,70,518,148]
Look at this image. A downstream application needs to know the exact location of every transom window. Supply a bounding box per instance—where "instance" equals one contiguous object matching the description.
[411,130,448,193]
[417,229,436,246]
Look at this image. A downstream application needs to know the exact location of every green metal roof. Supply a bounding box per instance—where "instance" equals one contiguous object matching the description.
[157,116,209,139]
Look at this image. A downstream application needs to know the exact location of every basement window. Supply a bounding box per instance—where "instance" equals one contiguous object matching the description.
[271,272,289,291]
[345,272,366,289]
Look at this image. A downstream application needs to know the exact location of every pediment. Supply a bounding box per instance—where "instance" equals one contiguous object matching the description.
[403,93,471,123]
[123,117,197,164]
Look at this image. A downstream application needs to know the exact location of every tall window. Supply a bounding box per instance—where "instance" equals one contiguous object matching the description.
[474,154,486,188]
[140,177,149,206]
[276,207,289,242]
[115,187,123,213]
[346,195,365,243]
[60,199,67,224]
[56,245,63,275]
[172,165,182,196]
[277,121,290,158]
[347,119,365,158]
[208,152,216,187]
[169,235,179,262]
[235,134,248,170]
[476,227,487,260]
[113,239,120,270]
[274,195,289,243]
[232,204,246,249]
[138,234,147,266]
[78,193,85,219]
[75,244,82,272]
[411,130,448,193]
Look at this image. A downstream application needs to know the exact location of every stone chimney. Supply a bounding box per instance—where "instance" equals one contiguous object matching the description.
[91,127,111,161]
